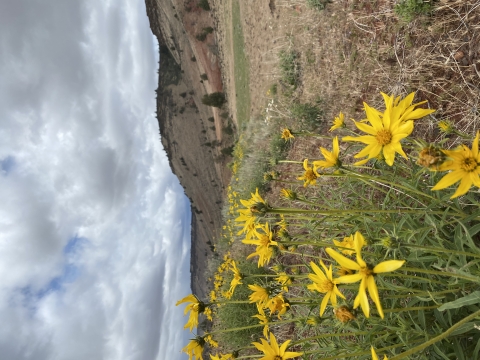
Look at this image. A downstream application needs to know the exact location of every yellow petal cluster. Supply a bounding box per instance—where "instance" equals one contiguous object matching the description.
[252,333,303,360]
[326,231,405,318]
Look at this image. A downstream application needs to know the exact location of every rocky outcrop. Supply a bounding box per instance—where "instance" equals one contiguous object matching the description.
[145,0,230,298]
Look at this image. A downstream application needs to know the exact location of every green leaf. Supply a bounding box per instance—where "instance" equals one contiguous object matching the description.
[450,321,476,336]
[438,291,480,311]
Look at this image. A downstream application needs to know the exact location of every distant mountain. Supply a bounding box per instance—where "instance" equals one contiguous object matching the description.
[145,0,231,298]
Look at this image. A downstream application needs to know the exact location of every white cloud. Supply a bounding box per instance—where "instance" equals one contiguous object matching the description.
[0,0,192,359]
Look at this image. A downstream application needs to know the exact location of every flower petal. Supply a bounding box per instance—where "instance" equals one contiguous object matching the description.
[366,275,383,318]
[326,248,361,270]
[373,260,405,273]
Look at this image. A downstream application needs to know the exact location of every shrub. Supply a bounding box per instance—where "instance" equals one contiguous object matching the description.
[278,50,300,87]
[203,26,214,34]
[290,101,324,130]
[200,73,208,81]
[198,0,210,11]
[190,56,196,62]
[395,0,433,22]
[306,0,331,11]
[195,33,207,42]
[201,92,226,108]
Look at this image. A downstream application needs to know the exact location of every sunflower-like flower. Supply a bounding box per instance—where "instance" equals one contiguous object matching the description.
[267,293,290,319]
[242,223,278,267]
[176,294,205,331]
[343,92,434,166]
[252,332,303,360]
[371,346,389,360]
[281,128,295,141]
[280,188,297,200]
[438,120,454,134]
[248,284,272,308]
[432,132,480,198]
[330,112,345,131]
[298,159,320,187]
[182,336,205,360]
[236,189,268,236]
[252,304,270,338]
[275,272,293,292]
[307,260,345,316]
[313,136,341,170]
[228,260,243,295]
[333,234,355,256]
[210,354,234,360]
[326,231,405,318]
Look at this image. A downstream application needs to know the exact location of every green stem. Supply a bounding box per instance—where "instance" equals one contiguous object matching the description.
[404,243,480,259]
[267,207,450,216]
[207,318,306,335]
[384,305,439,313]
[402,266,480,282]
[291,330,387,345]
[390,309,480,360]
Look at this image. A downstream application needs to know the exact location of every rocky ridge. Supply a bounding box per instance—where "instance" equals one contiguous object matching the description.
[144,0,231,298]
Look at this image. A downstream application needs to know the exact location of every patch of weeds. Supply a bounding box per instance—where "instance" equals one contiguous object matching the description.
[195,33,207,42]
[290,101,324,131]
[203,27,214,34]
[306,0,331,11]
[394,0,434,23]
[198,0,210,11]
[278,50,300,87]
[208,117,214,122]
[190,56,196,62]
[221,145,235,157]
[220,112,229,119]
[223,123,234,136]
[267,83,277,96]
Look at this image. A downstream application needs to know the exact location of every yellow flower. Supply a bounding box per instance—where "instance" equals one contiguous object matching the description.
[205,334,218,348]
[326,231,405,318]
[333,235,355,256]
[298,159,320,187]
[280,188,297,200]
[176,294,205,331]
[275,272,293,292]
[431,132,480,198]
[248,284,271,308]
[343,92,434,166]
[209,290,217,302]
[307,260,345,316]
[281,128,295,141]
[243,223,278,267]
[204,307,213,321]
[252,333,303,360]
[210,354,234,360]
[236,189,268,236]
[252,304,270,338]
[330,112,345,131]
[313,136,341,170]
[182,337,205,360]
[371,346,388,360]
[267,293,290,319]
[438,120,454,134]
[229,260,243,294]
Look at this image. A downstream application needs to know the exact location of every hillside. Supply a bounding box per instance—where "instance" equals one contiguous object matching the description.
[144,0,233,298]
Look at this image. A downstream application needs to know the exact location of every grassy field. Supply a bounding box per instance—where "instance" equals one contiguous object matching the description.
[231,0,250,129]
[178,1,480,359]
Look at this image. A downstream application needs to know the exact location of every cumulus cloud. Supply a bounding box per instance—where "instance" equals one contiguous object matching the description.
[0,0,191,359]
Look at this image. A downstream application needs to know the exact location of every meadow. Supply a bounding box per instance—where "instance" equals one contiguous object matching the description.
[177,1,480,359]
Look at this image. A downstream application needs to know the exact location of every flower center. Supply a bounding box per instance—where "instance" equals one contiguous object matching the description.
[375,130,393,146]
[305,169,318,181]
[259,235,271,247]
[318,279,334,293]
[274,356,283,360]
[360,267,373,277]
[461,157,477,172]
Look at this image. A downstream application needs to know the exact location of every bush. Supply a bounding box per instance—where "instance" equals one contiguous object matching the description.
[278,50,300,87]
[201,92,226,108]
[198,0,210,11]
[200,73,208,81]
[203,26,214,34]
[190,56,196,62]
[290,101,324,130]
[196,33,207,42]
[306,0,331,11]
[395,0,433,22]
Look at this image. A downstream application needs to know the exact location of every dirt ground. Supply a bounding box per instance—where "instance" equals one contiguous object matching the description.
[214,0,480,146]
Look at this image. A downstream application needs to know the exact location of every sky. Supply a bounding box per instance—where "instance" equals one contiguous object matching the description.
[0,0,192,359]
